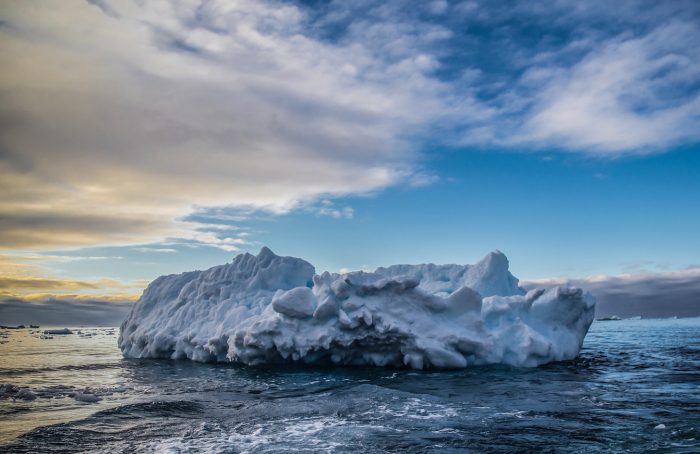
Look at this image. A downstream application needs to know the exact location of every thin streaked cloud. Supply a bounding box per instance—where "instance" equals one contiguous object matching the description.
[2,0,698,252]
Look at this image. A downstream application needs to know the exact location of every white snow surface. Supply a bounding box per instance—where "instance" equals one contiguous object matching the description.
[119,247,595,368]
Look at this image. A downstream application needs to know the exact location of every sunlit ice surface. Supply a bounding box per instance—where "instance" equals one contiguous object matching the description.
[1,318,699,453]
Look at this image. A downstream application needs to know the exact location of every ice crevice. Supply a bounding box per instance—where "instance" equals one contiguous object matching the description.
[119,247,595,368]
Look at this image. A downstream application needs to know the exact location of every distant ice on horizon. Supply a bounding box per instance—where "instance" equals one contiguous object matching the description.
[119,248,595,369]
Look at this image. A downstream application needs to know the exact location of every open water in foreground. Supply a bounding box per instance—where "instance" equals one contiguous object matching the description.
[1,318,698,453]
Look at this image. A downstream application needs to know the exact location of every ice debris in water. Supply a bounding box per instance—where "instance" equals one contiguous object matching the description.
[72,392,101,403]
[119,247,595,369]
[0,384,37,401]
[43,328,73,335]
[1,383,121,404]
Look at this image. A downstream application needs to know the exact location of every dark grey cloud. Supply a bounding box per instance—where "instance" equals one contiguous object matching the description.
[0,298,133,327]
[523,268,700,318]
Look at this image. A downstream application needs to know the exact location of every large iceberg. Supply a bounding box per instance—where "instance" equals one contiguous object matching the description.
[119,248,595,369]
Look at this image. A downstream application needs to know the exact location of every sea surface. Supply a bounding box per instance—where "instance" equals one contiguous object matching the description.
[1,318,698,453]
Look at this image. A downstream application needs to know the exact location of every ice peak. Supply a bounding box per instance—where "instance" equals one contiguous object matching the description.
[258,246,276,258]
[230,246,278,267]
[256,246,277,264]
[470,250,521,297]
[476,250,508,272]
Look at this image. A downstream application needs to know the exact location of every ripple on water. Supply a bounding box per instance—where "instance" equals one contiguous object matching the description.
[1,318,699,452]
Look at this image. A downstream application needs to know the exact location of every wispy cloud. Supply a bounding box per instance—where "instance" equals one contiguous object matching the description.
[0,276,145,302]
[0,253,145,302]
[515,21,700,152]
[0,0,447,250]
[0,277,122,291]
[303,199,354,219]
[1,0,698,252]
[132,247,177,253]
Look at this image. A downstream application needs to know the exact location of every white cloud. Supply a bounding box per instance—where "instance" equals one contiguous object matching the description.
[0,0,452,249]
[516,22,700,152]
[1,0,698,252]
[133,247,177,253]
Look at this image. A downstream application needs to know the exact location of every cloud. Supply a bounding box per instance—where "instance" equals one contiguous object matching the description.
[0,253,144,302]
[303,199,354,219]
[0,277,133,292]
[517,21,700,152]
[524,267,700,318]
[0,297,134,327]
[0,276,144,302]
[0,0,449,250]
[132,247,177,253]
[1,0,698,252]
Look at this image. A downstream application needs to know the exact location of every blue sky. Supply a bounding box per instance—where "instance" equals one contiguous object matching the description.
[41,143,700,284]
[1,0,699,309]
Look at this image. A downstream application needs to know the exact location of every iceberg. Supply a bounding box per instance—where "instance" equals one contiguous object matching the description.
[119,248,595,369]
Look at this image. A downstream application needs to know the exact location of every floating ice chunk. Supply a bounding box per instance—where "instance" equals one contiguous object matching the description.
[119,247,595,369]
[0,384,37,401]
[72,393,101,403]
[43,328,73,335]
[654,424,667,430]
[16,389,37,401]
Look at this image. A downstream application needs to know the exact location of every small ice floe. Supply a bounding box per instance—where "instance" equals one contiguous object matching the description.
[72,392,101,403]
[16,389,37,401]
[43,328,73,335]
[0,384,37,401]
[654,423,667,430]
[0,383,19,399]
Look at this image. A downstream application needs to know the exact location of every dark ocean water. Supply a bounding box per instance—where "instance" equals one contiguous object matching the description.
[1,318,698,453]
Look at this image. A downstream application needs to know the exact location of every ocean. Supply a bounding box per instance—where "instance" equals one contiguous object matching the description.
[1,318,698,453]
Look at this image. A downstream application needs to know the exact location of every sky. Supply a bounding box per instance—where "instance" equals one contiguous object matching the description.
[1,0,699,324]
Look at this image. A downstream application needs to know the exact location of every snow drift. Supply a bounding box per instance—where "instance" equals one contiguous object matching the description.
[119,248,595,368]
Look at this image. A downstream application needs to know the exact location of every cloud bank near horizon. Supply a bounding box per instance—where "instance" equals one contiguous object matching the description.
[524,267,700,318]
[1,0,699,252]
[0,298,134,327]
[2,264,698,327]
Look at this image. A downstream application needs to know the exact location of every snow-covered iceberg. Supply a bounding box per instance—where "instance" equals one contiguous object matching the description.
[119,248,595,369]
